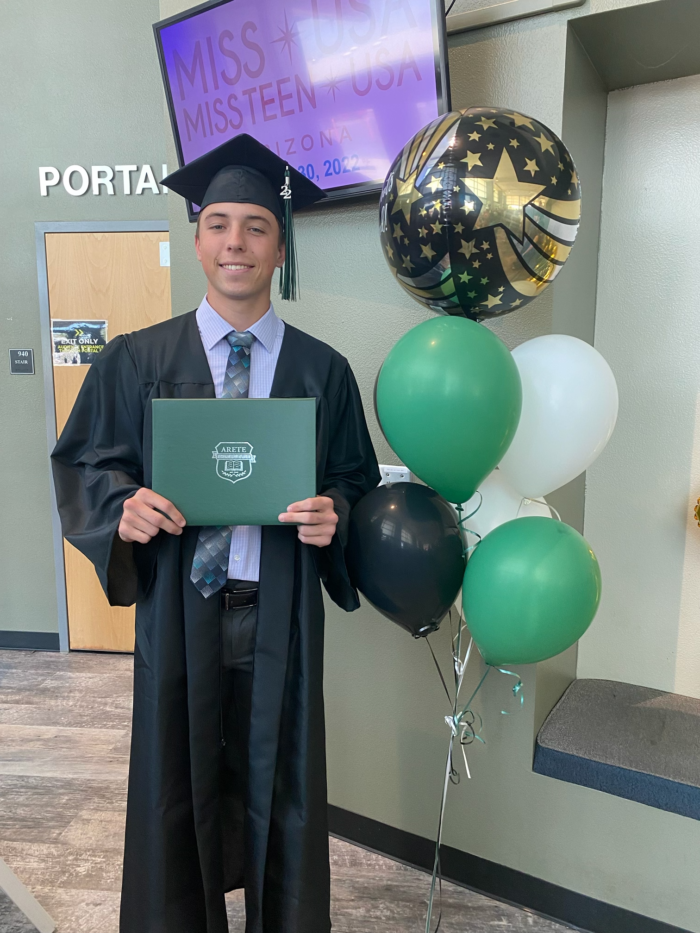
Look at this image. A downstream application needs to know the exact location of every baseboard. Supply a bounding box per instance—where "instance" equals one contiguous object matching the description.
[0,631,60,651]
[328,805,692,933]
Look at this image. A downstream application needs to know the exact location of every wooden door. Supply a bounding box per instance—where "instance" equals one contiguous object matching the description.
[47,231,171,651]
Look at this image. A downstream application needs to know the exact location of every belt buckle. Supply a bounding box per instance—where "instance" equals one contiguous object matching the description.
[221,587,258,611]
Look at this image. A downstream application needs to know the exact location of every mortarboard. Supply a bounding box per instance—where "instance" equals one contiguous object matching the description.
[161,134,326,301]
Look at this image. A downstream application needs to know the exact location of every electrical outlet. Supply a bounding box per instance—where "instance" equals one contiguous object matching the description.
[378,464,412,486]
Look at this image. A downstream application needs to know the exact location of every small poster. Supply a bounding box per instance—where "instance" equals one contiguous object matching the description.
[52,320,108,366]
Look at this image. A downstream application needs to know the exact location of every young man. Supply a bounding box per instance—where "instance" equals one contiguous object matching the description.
[51,134,380,933]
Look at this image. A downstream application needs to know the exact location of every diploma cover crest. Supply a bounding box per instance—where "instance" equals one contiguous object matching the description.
[212,441,256,485]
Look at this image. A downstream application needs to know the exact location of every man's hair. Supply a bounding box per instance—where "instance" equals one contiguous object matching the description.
[195,211,284,246]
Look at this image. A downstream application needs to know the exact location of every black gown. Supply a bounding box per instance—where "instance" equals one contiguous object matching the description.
[50,310,380,933]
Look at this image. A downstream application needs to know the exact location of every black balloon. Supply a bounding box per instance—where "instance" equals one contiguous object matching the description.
[347,482,465,637]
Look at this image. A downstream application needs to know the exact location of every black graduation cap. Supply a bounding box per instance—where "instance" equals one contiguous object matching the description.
[162,134,326,301]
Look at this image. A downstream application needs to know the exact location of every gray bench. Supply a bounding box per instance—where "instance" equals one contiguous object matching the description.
[534,679,700,820]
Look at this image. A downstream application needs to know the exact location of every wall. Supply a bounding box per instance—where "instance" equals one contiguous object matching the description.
[0,0,683,926]
[159,1,700,930]
[153,0,700,929]
[328,9,698,933]
[2,0,696,924]
[580,72,700,700]
[0,0,168,636]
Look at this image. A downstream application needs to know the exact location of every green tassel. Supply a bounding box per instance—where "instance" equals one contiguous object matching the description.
[279,165,298,301]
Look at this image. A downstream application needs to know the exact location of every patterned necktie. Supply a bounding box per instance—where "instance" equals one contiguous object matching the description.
[190,331,255,598]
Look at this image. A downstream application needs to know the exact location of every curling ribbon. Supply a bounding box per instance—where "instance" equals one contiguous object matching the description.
[455,497,483,558]
[424,663,525,932]
[424,653,490,933]
[497,668,524,715]
[424,495,496,932]
[424,595,526,932]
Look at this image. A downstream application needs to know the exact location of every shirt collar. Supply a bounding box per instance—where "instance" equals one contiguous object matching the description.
[196,295,280,353]
[245,302,280,353]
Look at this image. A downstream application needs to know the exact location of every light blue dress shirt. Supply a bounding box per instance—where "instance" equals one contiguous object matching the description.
[196,296,285,582]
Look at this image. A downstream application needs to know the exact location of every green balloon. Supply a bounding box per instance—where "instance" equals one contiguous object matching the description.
[376,318,522,503]
[462,517,602,666]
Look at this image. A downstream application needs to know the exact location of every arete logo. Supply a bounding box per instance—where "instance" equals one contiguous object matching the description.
[212,442,256,484]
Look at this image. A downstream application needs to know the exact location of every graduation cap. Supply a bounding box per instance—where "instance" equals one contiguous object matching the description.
[162,134,326,301]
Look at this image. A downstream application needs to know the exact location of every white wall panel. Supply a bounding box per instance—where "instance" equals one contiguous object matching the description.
[582,73,700,699]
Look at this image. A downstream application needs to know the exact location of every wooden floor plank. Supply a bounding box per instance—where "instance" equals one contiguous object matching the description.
[0,649,571,933]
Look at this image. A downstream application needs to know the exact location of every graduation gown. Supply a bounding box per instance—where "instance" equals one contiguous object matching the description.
[51,310,380,933]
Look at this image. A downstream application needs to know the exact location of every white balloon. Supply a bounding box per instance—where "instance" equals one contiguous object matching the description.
[499,335,618,499]
[459,469,551,545]
[453,470,551,609]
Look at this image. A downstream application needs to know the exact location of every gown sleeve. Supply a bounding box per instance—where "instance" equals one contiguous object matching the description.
[50,336,152,607]
[315,361,380,610]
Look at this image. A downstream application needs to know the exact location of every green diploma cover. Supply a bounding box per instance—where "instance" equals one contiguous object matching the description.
[151,398,316,525]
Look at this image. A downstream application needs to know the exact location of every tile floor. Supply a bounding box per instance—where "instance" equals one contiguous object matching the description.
[0,649,570,933]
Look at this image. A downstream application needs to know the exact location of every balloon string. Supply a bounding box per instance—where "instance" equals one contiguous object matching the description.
[424,605,527,933]
[455,496,483,559]
[425,665,523,932]
[425,672,490,933]
[424,607,490,933]
[515,496,562,523]
[426,635,452,706]
[496,667,524,715]
[543,501,562,522]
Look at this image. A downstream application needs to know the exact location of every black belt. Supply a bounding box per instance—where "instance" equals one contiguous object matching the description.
[220,585,258,611]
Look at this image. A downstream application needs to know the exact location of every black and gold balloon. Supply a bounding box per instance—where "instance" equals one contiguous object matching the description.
[379,108,581,320]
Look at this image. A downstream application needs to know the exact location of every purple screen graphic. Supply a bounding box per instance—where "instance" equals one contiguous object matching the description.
[157,0,442,195]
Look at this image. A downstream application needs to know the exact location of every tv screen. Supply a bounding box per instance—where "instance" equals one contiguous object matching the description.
[154,0,450,217]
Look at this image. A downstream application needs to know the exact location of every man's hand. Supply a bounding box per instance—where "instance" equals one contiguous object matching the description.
[118,488,186,544]
[278,496,338,547]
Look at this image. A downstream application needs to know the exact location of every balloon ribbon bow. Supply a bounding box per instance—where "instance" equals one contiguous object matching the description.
[424,607,525,933]
[424,617,490,933]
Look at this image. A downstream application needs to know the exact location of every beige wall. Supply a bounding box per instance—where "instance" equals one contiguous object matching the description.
[0,0,167,636]
[3,0,694,925]
[581,72,700,700]
[159,0,700,929]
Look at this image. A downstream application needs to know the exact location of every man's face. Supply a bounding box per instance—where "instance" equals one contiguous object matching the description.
[195,202,284,304]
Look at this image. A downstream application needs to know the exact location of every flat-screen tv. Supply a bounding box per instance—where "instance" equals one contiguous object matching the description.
[154,0,450,218]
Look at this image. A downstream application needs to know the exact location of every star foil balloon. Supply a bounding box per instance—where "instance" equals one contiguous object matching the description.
[378,107,581,321]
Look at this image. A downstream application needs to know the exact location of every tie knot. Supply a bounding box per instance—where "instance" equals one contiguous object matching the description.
[226,330,254,351]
